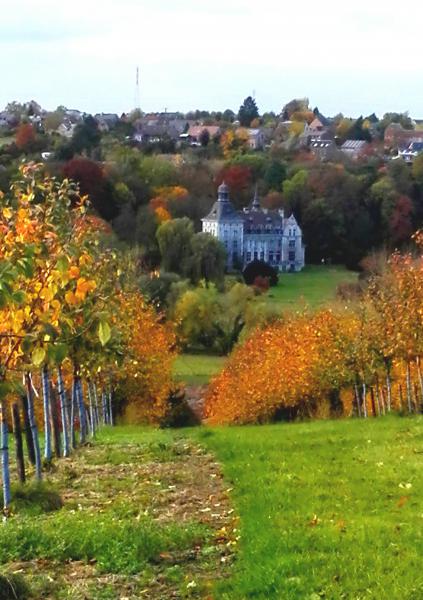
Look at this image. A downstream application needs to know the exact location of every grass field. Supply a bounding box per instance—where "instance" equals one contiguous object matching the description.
[264,264,358,311]
[191,416,423,599]
[173,353,226,386]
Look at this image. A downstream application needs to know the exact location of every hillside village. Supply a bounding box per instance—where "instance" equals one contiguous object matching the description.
[0,96,422,279]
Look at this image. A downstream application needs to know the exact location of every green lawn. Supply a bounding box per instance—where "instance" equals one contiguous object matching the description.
[264,264,358,311]
[173,353,226,386]
[190,417,423,599]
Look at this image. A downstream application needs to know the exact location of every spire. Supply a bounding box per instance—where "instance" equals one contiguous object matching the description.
[252,184,260,210]
[218,181,229,202]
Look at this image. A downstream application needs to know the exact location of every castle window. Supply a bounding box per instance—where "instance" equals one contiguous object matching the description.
[289,240,295,248]
[269,251,274,262]
[247,252,251,262]
[254,251,258,260]
[276,252,281,262]
[260,251,264,260]
[289,251,296,262]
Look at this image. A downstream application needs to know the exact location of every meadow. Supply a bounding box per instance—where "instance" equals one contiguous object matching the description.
[264,264,358,311]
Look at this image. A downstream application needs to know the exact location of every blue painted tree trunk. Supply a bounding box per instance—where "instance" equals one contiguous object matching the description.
[102,390,107,425]
[76,378,87,444]
[87,381,95,437]
[70,378,77,449]
[93,383,100,428]
[25,373,42,481]
[0,403,11,511]
[57,367,70,457]
[41,366,52,461]
[108,390,113,426]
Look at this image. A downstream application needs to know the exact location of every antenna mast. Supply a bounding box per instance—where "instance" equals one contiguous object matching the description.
[134,66,141,112]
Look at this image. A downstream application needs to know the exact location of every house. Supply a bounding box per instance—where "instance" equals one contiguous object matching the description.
[202,182,305,272]
[134,117,189,143]
[340,140,368,159]
[94,113,119,131]
[180,125,221,145]
[310,139,339,162]
[397,141,423,164]
[247,128,265,150]
[384,124,423,150]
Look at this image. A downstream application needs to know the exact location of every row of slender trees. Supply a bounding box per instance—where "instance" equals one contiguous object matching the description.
[205,232,423,424]
[0,163,175,511]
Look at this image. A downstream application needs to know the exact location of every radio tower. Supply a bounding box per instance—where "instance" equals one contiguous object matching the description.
[134,66,141,112]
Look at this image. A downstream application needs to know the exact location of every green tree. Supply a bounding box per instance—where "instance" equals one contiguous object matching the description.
[238,96,259,127]
[264,160,287,191]
[188,233,226,283]
[156,218,194,274]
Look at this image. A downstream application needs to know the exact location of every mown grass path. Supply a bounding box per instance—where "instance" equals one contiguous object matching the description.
[190,417,423,599]
[1,427,235,599]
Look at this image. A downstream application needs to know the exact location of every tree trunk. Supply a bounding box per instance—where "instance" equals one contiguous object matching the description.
[50,383,61,458]
[108,390,113,425]
[11,403,25,484]
[87,381,95,437]
[57,367,70,458]
[370,387,377,417]
[70,378,77,449]
[21,393,35,465]
[102,390,107,425]
[25,373,42,480]
[376,378,384,415]
[93,383,100,428]
[362,383,368,418]
[76,378,87,444]
[406,362,413,413]
[386,373,392,412]
[399,384,404,412]
[41,366,52,461]
[0,403,11,511]
[416,357,423,405]
[354,384,361,417]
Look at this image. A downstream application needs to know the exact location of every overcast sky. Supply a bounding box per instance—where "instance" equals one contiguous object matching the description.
[2,0,422,117]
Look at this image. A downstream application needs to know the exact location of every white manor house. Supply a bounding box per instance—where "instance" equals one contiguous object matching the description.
[202,182,305,272]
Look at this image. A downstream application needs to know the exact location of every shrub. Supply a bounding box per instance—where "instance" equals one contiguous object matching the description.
[243,260,278,287]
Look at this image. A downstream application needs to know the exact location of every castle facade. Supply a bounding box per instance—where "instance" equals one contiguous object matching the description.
[202,182,305,272]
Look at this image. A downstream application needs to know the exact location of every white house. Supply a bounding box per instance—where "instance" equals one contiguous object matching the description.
[202,182,305,272]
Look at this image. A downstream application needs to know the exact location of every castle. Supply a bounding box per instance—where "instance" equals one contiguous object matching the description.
[202,182,305,272]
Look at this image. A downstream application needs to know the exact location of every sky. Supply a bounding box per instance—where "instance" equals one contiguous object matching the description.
[1,0,423,118]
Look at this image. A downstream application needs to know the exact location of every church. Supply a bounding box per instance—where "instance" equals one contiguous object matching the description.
[202,182,305,272]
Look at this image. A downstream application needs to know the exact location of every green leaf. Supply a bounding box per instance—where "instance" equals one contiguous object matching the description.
[98,320,111,346]
[47,343,68,365]
[56,256,69,274]
[32,347,46,367]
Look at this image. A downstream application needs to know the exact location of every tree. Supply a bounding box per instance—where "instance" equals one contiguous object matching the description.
[243,260,278,286]
[71,115,101,156]
[188,233,226,283]
[63,158,119,221]
[15,123,35,150]
[238,96,259,127]
[156,217,194,275]
[264,161,287,191]
[199,128,210,147]
[281,98,309,120]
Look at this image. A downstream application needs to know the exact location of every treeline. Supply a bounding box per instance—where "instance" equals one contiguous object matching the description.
[205,232,423,424]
